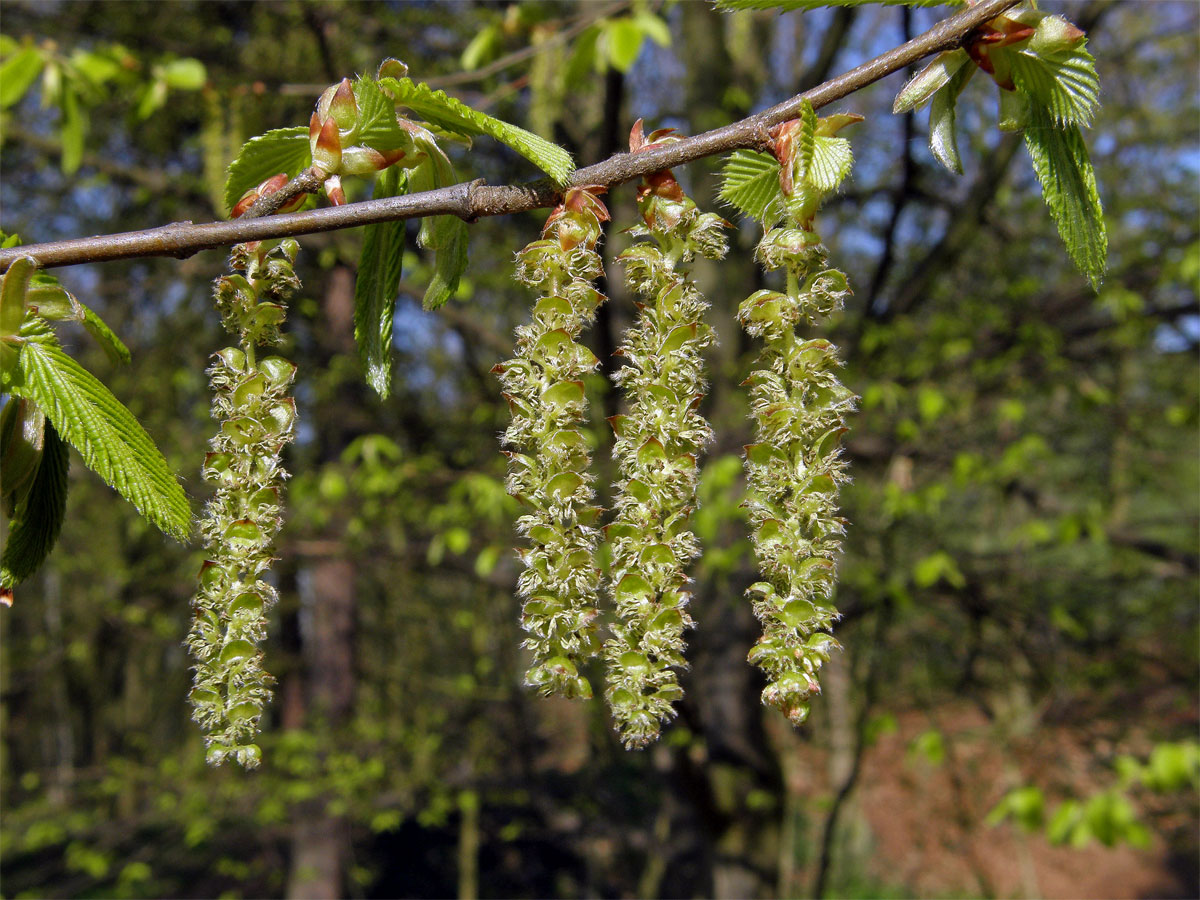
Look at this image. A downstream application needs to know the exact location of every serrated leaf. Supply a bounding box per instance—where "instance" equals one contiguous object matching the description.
[928,60,974,174]
[354,167,407,397]
[1,417,69,589]
[719,149,784,224]
[378,76,574,183]
[807,135,852,193]
[353,76,414,152]
[223,126,311,215]
[11,318,191,540]
[1006,44,1099,128]
[894,49,970,115]
[0,46,44,109]
[1023,107,1106,288]
[714,0,961,10]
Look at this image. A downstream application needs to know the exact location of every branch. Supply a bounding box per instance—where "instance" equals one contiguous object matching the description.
[0,0,1018,272]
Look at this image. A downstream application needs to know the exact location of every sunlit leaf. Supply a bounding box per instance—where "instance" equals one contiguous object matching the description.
[928,60,974,174]
[1006,44,1099,128]
[1023,106,1106,287]
[719,149,784,224]
[0,45,44,108]
[378,76,574,183]
[11,316,191,540]
[354,166,407,397]
[222,126,310,216]
[807,135,852,193]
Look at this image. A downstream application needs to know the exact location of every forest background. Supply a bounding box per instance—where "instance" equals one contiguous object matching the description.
[0,1,1196,898]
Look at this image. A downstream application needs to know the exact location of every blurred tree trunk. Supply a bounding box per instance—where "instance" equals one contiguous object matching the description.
[285,266,360,900]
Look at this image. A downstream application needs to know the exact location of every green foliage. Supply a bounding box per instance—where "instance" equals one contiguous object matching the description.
[0,406,68,586]
[221,127,311,215]
[377,74,574,183]
[895,9,1107,285]
[720,149,785,224]
[6,315,190,544]
[1022,107,1107,288]
[354,166,408,397]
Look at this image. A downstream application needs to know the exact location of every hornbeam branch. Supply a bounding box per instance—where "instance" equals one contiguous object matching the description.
[0,0,1017,272]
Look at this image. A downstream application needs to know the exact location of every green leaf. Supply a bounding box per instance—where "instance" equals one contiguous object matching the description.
[893,49,970,115]
[719,149,784,224]
[1006,44,1099,128]
[1023,107,1106,287]
[59,84,85,175]
[409,141,471,310]
[461,24,502,71]
[928,60,974,174]
[421,216,468,311]
[378,76,574,183]
[2,256,37,339]
[1,417,69,589]
[11,318,191,541]
[353,76,415,152]
[0,45,44,109]
[715,0,961,10]
[354,167,408,397]
[603,19,646,73]
[807,135,852,193]
[26,274,131,365]
[223,126,311,216]
[161,57,207,91]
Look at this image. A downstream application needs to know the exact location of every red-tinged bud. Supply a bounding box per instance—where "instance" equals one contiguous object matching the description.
[321,78,358,138]
[230,173,304,218]
[323,174,346,206]
[1029,15,1086,54]
[311,115,342,172]
[340,145,407,176]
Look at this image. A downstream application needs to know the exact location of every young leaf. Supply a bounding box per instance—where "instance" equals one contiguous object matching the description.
[1006,45,1099,128]
[808,135,853,193]
[720,149,784,224]
[421,215,468,311]
[715,0,962,10]
[11,318,191,540]
[894,49,971,115]
[1023,107,1106,288]
[353,76,416,152]
[377,76,574,183]
[354,166,408,397]
[0,45,44,109]
[27,274,131,365]
[1,417,69,589]
[928,61,975,174]
[223,126,311,215]
[1,255,37,339]
[409,139,471,310]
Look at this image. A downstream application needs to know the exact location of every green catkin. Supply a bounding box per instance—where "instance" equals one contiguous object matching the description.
[188,238,300,768]
[738,212,856,728]
[494,188,610,700]
[604,124,728,748]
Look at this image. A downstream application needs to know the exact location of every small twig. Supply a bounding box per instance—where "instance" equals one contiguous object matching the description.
[0,0,1017,272]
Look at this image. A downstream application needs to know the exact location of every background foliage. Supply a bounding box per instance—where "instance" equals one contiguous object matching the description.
[1,1,1196,897]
